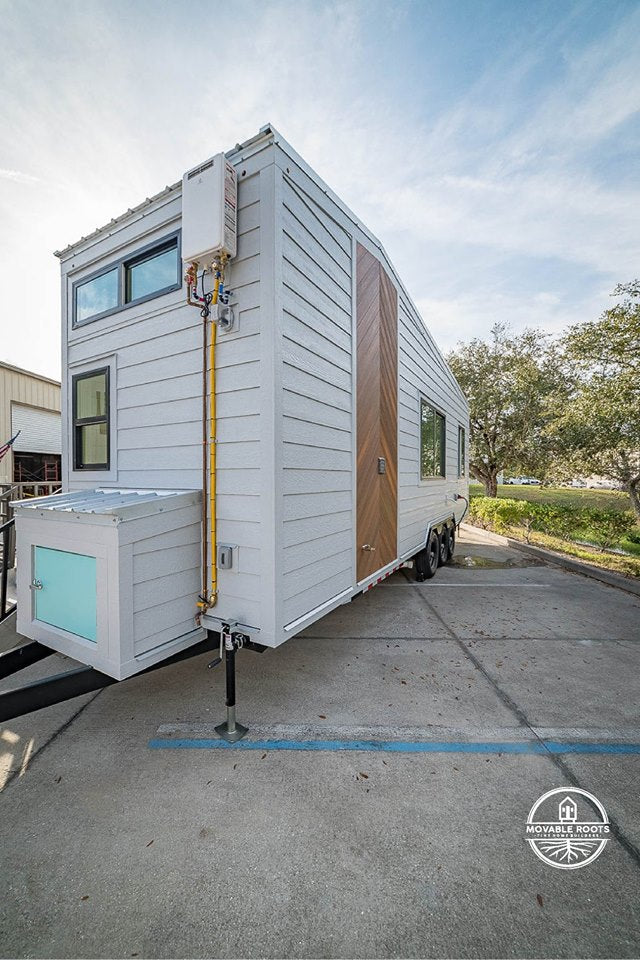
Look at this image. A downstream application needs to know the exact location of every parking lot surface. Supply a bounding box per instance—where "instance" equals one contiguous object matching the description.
[1,527,639,959]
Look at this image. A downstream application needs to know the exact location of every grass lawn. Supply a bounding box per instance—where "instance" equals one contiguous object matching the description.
[469,483,640,568]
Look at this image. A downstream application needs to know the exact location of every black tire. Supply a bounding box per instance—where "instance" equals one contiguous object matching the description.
[444,525,456,564]
[415,530,439,581]
[437,528,450,566]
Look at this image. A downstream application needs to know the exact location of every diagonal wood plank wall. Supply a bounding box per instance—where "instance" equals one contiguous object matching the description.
[356,243,398,581]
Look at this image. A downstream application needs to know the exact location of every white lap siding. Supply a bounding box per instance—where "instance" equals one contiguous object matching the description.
[397,292,468,559]
[279,174,354,626]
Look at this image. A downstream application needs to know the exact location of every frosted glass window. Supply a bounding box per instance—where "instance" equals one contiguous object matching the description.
[73,368,109,470]
[80,422,108,468]
[75,372,107,419]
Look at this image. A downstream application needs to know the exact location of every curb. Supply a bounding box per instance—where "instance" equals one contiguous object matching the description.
[460,523,640,599]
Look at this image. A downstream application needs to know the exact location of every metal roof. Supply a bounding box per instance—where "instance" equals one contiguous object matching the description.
[53,125,276,260]
[11,488,193,518]
[0,361,61,387]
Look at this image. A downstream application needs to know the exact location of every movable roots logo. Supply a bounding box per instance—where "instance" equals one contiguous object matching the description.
[526,787,610,870]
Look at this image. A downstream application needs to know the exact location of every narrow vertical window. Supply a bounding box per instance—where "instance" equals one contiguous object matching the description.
[458,425,466,477]
[73,369,109,470]
[420,398,446,479]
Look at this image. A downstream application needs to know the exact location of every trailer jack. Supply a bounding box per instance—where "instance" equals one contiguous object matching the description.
[208,623,266,742]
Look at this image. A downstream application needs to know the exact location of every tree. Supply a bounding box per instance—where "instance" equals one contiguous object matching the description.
[552,281,640,523]
[448,324,565,496]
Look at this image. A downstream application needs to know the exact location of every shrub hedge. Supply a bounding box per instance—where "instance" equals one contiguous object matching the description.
[469,496,636,551]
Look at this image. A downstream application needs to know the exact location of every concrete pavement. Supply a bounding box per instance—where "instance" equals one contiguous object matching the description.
[1,528,639,958]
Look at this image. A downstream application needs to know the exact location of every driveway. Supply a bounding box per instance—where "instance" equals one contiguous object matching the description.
[1,527,639,958]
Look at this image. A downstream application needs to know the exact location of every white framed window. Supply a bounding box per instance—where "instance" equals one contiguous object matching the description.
[458,425,466,478]
[420,398,446,479]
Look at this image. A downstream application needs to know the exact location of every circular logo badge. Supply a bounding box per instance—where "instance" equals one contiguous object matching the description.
[526,787,610,870]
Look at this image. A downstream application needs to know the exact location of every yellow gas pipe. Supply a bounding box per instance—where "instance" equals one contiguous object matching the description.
[208,253,228,607]
[186,255,228,614]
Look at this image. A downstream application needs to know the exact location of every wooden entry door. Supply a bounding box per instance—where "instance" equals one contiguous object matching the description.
[356,243,398,582]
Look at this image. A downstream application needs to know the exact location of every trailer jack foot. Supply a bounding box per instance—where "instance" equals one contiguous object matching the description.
[215,630,248,742]
[215,710,248,743]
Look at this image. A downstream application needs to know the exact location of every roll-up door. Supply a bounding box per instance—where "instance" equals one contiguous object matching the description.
[11,404,61,454]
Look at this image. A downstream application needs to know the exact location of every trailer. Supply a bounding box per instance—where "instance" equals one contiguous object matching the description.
[12,124,469,734]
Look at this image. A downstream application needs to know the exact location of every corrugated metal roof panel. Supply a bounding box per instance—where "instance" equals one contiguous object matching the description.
[11,487,195,519]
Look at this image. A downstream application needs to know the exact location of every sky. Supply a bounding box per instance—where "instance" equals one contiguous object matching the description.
[0,0,639,380]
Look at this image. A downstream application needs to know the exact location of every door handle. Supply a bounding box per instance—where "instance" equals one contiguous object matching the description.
[30,579,43,591]
[362,544,376,552]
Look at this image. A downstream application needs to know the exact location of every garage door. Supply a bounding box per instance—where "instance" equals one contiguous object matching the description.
[11,404,61,454]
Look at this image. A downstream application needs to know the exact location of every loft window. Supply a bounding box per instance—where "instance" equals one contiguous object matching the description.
[125,240,180,302]
[420,398,446,479]
[458,425,466,477]
[75,268,119,324]
[72,232,181,326]
[73,368,109,470]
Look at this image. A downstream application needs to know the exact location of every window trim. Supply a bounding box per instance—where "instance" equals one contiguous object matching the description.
[419,396,447,481]
[71,231,181,328]
[458,424,466,478]
[72,367,110,471]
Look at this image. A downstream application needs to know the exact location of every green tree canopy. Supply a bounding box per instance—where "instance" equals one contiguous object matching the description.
[448,324,565,496]
[552,281,640,521]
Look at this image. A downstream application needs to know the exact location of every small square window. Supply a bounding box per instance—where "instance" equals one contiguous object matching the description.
[73,368,109,470]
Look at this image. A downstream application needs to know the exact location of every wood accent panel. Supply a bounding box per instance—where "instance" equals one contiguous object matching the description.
[356,245,381,581]
[356,244,398,582]
[378,264,398,565]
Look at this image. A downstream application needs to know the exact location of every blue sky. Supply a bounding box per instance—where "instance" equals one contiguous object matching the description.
[1,0,638,379]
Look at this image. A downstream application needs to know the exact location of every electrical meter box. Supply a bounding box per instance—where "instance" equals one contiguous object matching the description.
[181,152,237,263]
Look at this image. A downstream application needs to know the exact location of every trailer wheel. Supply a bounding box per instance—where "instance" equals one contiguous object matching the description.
[437,528,450,566]
[444,525,456,564]
[415,530,439,581]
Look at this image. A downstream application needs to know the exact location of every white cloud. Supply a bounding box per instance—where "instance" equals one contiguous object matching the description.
[0,0,638,379]
[0,168,40,183]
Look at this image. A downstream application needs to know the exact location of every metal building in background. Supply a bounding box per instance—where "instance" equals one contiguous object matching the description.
[0,362,62,488]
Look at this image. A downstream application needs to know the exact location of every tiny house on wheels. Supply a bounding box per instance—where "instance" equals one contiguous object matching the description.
[14,125,469,735]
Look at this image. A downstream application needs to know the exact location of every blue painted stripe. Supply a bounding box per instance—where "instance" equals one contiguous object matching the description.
[148,738,640,755]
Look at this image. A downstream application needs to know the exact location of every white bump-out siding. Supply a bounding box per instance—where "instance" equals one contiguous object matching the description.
[212,168,263,628]
[280,176,354,625]
[63,161,267,632]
